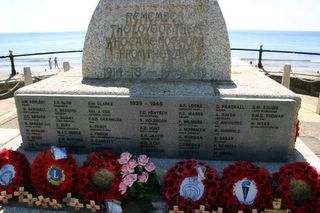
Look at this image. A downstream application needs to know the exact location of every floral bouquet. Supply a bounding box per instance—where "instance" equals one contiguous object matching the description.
[118,152,160,201]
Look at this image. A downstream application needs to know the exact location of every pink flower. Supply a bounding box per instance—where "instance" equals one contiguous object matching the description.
[121,160,138,176]
[138,154,149,166]
[121,164,134,176]
[138,172,149,183]
[128,159,138,170]
[123,174,138,187]
[119,182,127,194]
[145,162,156,172]
[118,152,132,165]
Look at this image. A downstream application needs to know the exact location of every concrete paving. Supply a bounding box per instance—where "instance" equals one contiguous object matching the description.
[0,98,19,129]
[298,94,320,158]
[0,70,61,82]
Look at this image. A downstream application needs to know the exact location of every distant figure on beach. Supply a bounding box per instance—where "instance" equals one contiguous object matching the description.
[48,58,52,70]
[54,57,59,69]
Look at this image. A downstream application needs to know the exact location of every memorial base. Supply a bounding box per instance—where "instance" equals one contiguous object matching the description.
[15,66,301,162]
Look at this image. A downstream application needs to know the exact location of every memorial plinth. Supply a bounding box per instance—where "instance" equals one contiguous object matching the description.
[15,66,300,162]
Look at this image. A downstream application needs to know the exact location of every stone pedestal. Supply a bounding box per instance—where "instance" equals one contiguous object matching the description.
[15,66,300,162]
[83,0,231,81]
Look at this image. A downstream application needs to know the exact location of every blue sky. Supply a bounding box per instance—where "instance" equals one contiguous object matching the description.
[0,0,319,33]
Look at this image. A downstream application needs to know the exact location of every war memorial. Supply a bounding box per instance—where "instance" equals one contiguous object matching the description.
[16,0,300,162]
[1,0,318,212]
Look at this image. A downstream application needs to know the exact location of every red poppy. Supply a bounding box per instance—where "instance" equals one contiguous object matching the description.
[0,149,30,194]
[77,151,124,204]
[31,149,78,200]
[222,161,273,212]
[163,160,221,213]
[275,162,319,212]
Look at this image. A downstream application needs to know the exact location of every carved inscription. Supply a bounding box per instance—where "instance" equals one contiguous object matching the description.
[88,101,124,150]
[21,99,50,149]
[104,4,208,80]
[178,103,207,157]
[250,105,284,129]
[18,96,293,160]
[53,100,84,148]
[213,104,243,157]
[131,100,168,154]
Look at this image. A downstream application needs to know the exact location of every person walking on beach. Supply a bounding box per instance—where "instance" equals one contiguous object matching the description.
[48,57,52,70]
[54,57,59,69]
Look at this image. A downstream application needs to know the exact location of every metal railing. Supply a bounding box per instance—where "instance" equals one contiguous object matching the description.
[1,46,320,76]
[0,50,83,76]
[232,46,320,69]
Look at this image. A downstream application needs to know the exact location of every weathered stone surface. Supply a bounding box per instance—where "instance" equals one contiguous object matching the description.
[83,0,231,81]
[15,67,301,162]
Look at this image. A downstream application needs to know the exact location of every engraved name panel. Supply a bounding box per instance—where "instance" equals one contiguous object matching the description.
[16,95,295,161]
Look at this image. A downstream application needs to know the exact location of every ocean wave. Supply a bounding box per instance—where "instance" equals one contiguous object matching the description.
[14,57,81,63]
[15,58,47,63]
[240,58,311,62]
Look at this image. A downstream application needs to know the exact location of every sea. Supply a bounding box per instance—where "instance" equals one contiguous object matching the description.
[0,30,319,75]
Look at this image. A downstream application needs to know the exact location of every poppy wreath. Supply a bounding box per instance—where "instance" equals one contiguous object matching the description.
[163,160,221,213]
[31,149,78,199]
[275,162,320,212]
[0,149,30,194]
[77,150,124,204]
[222,161,273,212]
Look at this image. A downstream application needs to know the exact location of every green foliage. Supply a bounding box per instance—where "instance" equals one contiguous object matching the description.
[127,172,161,201]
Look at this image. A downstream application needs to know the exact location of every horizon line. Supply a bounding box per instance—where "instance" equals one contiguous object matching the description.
[1,29,320,34]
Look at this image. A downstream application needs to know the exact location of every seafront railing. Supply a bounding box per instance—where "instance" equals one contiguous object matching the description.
[1,47,320,111]
[0,46,320,76]
[233,45,320,69]
[0,50,83,76]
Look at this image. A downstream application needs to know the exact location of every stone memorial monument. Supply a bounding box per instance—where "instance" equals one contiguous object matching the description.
[15,0,300,162]
[83,0,231,81]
